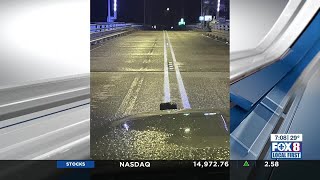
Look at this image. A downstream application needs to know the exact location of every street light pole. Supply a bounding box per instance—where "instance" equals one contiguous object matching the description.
[107,0,111,22]
[201,0,203,17]
[114,0,117,19]
[144,0,146,25]
[217,0,221,21]
[201,0,204,29]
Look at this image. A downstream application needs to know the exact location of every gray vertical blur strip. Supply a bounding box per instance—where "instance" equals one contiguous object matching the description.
[0,0,90,160]
[0,0,89,87]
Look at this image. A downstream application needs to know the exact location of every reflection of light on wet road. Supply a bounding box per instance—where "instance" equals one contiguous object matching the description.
[123,123,129,131]
[94,129,229,160]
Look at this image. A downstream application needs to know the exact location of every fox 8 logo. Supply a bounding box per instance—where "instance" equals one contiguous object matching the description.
[272,142,301,152]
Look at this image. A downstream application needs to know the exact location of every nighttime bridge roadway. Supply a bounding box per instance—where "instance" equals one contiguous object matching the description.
[91,30,229,157]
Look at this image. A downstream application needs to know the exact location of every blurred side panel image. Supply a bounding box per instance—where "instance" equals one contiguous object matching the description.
[0,0,90,160]
[230,0,320,179]
[90,0,230,160]
[230,0,320,161]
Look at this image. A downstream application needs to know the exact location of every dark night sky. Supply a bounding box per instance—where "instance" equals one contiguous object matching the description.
[91,0,201,25]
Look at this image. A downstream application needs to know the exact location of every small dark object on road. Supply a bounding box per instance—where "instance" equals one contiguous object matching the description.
[160,102,178,110]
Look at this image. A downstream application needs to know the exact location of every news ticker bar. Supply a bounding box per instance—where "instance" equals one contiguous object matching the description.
[1,160,320,170]
[1,160,320,180]
[54,160,317,169]
[56,160,230,169]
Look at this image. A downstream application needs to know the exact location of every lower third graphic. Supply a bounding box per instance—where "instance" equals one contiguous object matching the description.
[270,134,303,159]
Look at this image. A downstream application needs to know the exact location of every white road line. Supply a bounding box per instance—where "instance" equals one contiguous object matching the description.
[123,77,144,116]
[0,119,89,154]
[0,87,89,108]
[163,31,171,102]
[115,77,144,118]
[165,31,191,109]
[116,77,140,116]
[32,135,90,160]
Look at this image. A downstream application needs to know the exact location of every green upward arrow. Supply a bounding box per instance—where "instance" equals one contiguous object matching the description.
[243,161,250,167]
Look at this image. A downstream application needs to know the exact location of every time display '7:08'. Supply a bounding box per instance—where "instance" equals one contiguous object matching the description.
[193,161,229,168]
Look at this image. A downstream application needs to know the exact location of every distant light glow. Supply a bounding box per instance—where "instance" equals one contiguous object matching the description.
[167,8,170,11]
[178,18,185,26]
[199,16,204,21]
[183,113,190,116]
[114,0,117,12]
[217,0,221,12]
[171,26,173,29]
[204,15,212,21]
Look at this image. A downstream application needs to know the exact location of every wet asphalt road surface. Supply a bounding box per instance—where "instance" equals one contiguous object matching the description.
[91,30,229,159]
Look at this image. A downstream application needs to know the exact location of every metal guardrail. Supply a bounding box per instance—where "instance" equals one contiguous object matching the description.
[90,28,130,41]
[189,22,230,31]
[211,24,230,31]
[90,22,133,33]
[90,30,133,45]
[187,23,229,42]
[90,22,143,45]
